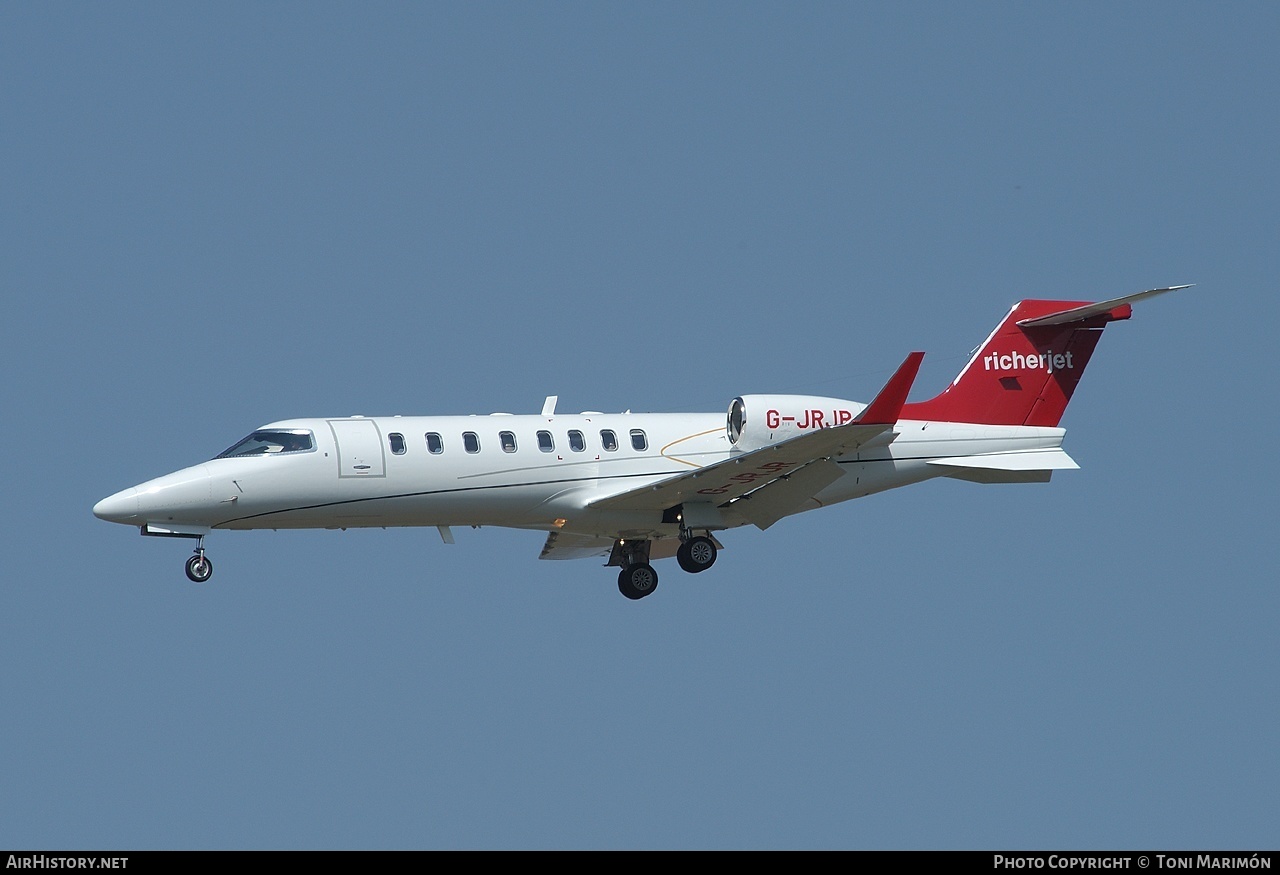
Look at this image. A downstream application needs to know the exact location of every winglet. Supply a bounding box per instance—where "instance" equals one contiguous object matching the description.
[856,352,925,425]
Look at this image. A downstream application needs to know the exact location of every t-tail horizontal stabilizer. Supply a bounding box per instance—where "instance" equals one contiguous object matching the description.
[1016,285,1193,328]
[902,284,1191,427]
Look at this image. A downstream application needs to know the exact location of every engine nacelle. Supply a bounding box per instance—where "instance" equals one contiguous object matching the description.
[726,394,867,452]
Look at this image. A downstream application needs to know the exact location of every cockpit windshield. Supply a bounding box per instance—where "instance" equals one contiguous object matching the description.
[215,429,314,459]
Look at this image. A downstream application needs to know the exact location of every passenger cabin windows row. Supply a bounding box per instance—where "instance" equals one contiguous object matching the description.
[398,428,648,456]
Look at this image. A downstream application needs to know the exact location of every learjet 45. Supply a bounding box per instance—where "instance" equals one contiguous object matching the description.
[93,286,1188,599]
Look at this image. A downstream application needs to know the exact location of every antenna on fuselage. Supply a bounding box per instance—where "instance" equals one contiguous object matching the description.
[541,395,558,416]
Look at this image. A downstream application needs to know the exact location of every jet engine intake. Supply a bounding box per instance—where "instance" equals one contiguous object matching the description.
[726,394,866,452]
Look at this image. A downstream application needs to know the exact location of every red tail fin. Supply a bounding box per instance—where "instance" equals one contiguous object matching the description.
[900,286,1190,426]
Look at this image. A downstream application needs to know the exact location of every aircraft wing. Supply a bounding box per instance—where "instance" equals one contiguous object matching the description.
[589,352,924,517]
[538,531,617,560]
[538,531,693,561]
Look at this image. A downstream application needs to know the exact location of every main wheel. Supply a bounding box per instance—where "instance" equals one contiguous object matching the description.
[185,553,213,583]
[676,536,717,574]
[617,563,658,600]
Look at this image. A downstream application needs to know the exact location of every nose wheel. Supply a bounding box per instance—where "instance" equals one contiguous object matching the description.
[184,545,213,583]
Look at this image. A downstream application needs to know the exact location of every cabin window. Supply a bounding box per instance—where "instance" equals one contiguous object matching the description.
[630,429,648,451]
[463,432,480,454]
[537,430,555,453]
[568,430,586,452]
[216,429,314,458]
[426,432,443,454]
[389,433,406,455]
[500,431,517,453]
[600,429,618,452]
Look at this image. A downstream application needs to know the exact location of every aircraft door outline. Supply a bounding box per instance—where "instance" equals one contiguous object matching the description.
[328,419,386,478]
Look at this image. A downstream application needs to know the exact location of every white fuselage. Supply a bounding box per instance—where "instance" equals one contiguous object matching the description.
[93,411,1068,542]
[91,286,1182,591]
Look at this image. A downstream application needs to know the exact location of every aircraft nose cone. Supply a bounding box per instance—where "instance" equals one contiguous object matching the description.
[93,487,139,523]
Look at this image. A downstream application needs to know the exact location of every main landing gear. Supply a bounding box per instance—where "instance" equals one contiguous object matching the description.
[618,563,658,600]
[676,535,717,574]
[611,538,659,600]
[608,531,720,600]
[184,538,213,583]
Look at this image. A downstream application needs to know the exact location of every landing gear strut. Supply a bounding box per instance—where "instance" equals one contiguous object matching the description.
[184,539,213,583]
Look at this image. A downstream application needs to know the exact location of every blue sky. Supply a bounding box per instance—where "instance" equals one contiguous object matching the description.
[2,2,1277,849]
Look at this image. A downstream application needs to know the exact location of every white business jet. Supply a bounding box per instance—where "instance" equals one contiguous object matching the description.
[94,286,1188,599]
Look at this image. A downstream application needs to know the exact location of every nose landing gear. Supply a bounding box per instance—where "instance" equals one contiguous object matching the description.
[139,525,215,584]
[184,540,213,583]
